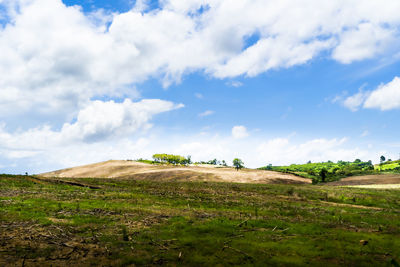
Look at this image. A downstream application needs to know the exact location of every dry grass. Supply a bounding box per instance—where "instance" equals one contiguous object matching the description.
[327,173,400,186]
[40,160,311,184]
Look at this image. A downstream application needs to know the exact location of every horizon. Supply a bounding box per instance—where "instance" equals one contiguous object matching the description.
[1,0,400,174]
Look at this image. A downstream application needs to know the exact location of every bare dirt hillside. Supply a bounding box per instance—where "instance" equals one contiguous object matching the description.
[327,173,400,186]
[40,160,311,184]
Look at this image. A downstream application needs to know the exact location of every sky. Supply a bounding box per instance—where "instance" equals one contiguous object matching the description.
[0,0,400,174]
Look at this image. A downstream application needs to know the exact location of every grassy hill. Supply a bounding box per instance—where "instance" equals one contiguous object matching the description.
[40,160,310,184]
[259,159,400,184]
[374,160,400,172]
[1,174,400,266]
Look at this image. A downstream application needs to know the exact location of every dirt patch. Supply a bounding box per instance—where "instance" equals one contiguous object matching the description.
[346,184,400,189]
[327,174,400,186]
[39,160,311,184]
[0,221,109,266]
[317,201,383,210]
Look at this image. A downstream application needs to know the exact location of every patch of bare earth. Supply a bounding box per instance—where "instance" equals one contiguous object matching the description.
[327,174,400,186]
[40,160,310,184]
[0,221,109,266]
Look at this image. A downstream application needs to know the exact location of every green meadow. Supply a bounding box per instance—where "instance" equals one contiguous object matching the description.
[1,174,400,266]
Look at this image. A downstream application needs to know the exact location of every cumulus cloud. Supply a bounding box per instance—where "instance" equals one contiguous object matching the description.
[342,90,369,111]
[363,77,400,110]
[232,125,249,139]
[1,0,400,172]
[61,99,184,142]
[1,0,400,117]
[0,98,183,158]
[0,122,385,173]
[341,77,400,111]
[332,22,398,63]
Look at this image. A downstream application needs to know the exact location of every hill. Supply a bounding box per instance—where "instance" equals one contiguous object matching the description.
[40,160,311,184]
[260,160,377,183]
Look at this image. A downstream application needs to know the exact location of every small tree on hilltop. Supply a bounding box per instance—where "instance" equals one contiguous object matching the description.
[380,155,386,165]
[319,168,328,183]
[233,158,244,171]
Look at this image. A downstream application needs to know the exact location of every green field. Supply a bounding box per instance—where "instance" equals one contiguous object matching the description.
[375,160,400,172]
[259,160,400,183]
[1,174,400,266]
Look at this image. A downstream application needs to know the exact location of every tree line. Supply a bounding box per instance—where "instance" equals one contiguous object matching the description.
[152,154,192,165]
[150,154,245,170]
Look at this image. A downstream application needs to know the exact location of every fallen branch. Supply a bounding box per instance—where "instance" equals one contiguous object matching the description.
[31,176,101,189]
[236,218,249,228]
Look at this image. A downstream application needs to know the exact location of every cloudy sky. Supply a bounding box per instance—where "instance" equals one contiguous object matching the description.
[1,0,400,173]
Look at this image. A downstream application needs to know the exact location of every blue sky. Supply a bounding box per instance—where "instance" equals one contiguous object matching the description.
[0,0,400,173]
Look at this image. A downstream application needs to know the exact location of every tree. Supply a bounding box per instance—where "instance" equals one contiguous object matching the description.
[233,158,244,171]
[221,160,227,166]
[380,155,386,164]
[319,168,328,183]
[208,158,217,165]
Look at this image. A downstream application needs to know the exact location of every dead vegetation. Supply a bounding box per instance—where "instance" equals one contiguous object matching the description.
[0,221,109,266]
[327,173,400,186]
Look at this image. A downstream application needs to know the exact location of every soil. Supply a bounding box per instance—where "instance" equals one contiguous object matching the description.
[0,221,110,266]
[327,173,400,186]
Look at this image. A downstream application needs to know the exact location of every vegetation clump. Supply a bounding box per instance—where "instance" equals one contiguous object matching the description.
[260,159,375,183]
[233,158,244,171]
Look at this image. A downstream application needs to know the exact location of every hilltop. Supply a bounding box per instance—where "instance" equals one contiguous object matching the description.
[40,160,310,184]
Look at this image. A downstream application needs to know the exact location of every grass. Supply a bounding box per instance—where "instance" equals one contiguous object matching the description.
[375,160,400,172]
[1,174,400,266]
[259,160,379,183]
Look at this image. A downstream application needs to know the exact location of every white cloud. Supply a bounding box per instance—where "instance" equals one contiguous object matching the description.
[341,76,400,111]
[0,98,183,157]
[1,0,400,118]
[232,125,249,139]
[0,122,386,173]
[364,76,400,110]
[61,99,184,142]
[332,22,397,64]
[1,0,400,172]
[342,90,369,111]
[226,81,243,87]
[198,110,214,117]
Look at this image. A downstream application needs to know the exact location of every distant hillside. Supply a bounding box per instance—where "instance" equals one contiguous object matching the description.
[375,160,400,171]
[40,160,311,184]
[259,160,376,183]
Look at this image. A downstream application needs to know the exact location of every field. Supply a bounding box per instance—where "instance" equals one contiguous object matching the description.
[327,174,400,186]
[259,160,400,183]
[1,174,400,266]
[375,160,400,171]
